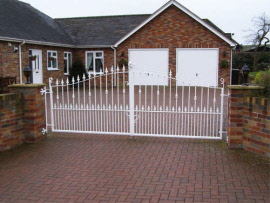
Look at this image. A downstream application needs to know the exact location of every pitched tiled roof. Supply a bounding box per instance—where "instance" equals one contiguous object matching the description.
[0,0,236,47]
[55,15,150,46]
[0,0,73,45]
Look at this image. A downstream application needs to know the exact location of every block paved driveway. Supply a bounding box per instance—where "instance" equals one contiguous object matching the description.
[0,133,269,202]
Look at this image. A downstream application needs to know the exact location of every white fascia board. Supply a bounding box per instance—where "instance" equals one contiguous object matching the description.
[0,36,75,48]
[0,36,114,49]
[114,0,236,47]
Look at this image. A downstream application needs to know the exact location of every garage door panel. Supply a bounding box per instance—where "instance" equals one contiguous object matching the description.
[129,49,169,86]
[177,48,219,86]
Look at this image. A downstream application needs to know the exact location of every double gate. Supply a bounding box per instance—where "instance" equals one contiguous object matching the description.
[44,66,225,139]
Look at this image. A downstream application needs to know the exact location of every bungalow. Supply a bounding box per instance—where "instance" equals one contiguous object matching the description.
[0,0,236,86]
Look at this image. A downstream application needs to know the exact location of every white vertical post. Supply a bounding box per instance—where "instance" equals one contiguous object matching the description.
[219,79,225,139]
[49,78,54,132]
[129,63,135,137]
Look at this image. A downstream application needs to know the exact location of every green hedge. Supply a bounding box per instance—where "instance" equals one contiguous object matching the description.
[232,52,270,71]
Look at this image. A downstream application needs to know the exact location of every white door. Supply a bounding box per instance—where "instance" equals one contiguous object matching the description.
[176,48,219,86]
[129,49,169,86]
[30,49,43,84]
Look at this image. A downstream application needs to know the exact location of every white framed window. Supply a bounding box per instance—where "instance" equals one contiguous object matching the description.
[47,50,58,70]
[64,52,72,75]
[85,51,104,74]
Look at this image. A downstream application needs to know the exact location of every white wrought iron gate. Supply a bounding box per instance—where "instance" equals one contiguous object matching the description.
[45,66,225,139]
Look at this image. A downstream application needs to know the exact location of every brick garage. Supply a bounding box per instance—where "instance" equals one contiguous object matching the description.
[116,5,232,85]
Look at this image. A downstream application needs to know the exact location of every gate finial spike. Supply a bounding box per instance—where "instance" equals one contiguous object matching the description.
[169,69,172,77]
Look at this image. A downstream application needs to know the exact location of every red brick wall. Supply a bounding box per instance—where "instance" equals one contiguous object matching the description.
[73,48,114,69]
[0,41,73,84]
[0,41,21,82]
[23,44,73,84]
[0,93,24,151]
[117,5,232,85]
[242,97,270,157]
[0,84,47,151]
[228,86,270,158]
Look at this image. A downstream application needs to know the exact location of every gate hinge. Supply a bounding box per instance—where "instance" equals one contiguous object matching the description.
[42,128,47,135]
[40,88,51,95]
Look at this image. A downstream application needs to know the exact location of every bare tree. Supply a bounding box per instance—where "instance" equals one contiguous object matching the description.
[246,13,270,71]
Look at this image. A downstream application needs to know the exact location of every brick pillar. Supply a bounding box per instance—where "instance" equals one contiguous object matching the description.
[9,84,47,143]
[227,85,264,148]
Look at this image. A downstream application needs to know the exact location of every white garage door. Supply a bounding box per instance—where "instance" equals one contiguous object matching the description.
[177,48,219,86]
[129,49,169,85]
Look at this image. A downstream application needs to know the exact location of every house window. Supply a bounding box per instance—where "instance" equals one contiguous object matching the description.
[86,51,104,74]
[64,52,72,75]
[47,51,58,70]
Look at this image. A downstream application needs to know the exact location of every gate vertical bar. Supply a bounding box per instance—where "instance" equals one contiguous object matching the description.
[219,79,225,139]
[43,86,48,132]
[129,64,135,137]
[49,78,55,132]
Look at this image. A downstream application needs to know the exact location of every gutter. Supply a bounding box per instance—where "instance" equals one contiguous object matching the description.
[0,37,74,48]
[77,45,113,48]
[19,40,26,84]
[0,36,113,49]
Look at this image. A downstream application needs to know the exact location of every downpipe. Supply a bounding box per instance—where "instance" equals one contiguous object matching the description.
[111,46,117,86]
[19,40,26,84]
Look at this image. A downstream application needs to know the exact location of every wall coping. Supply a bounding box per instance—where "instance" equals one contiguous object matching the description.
[227,85,264,90]
[0,93,20,97]
[8,84,46,88]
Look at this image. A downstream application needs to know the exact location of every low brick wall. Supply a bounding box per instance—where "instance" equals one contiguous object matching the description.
[0,93,24,151]
[243,97,270,157]
[228,85,270,158]
[0,84,47,151]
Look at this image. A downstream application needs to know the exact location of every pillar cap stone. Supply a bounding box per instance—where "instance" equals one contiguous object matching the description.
[8,84,46,88]
[227,85,264,90]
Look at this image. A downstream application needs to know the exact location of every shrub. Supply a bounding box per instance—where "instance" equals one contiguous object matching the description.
[232,52,254,70]
[232,52,270,71]
[69,60,87,82]
[118,59,128,68]
[257,62,270,71]
[254,68,270,98]
[220,60,230,68]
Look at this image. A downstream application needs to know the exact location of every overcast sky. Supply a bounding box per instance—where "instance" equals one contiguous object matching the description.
[20,0,270,45]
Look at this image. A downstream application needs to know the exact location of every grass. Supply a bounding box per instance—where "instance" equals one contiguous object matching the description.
[249,72,258,77]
